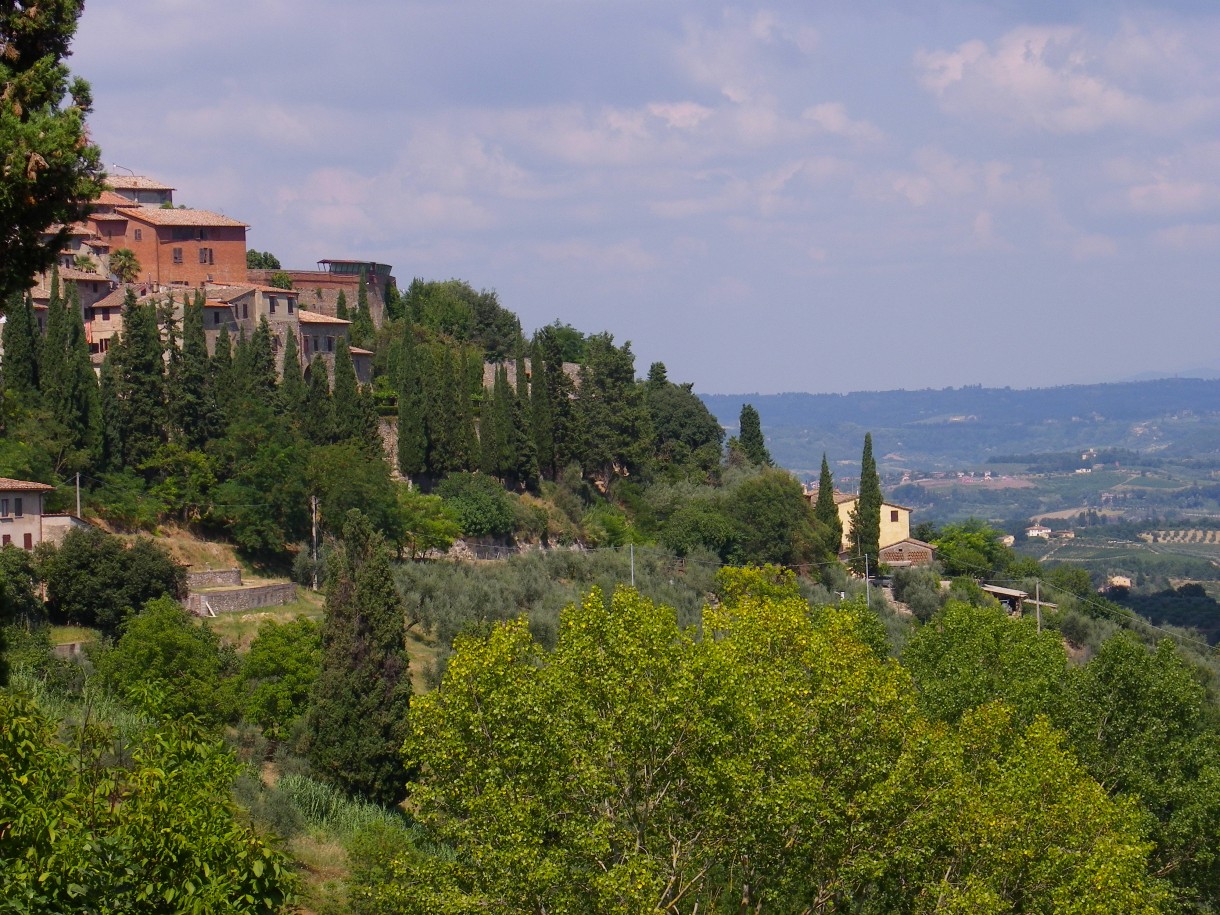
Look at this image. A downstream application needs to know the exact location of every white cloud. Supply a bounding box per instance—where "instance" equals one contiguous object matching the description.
[1153,223,1220,249]
[916,22,1217,134]
[801,102,884,144]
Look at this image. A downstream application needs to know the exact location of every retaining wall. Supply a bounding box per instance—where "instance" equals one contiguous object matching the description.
[187,583,297,616]
[186,568,243,589]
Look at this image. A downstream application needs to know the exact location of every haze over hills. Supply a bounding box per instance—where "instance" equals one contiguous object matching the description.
[701,377,1220,478]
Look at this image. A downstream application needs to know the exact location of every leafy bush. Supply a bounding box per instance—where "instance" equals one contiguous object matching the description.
[437,472,515,537]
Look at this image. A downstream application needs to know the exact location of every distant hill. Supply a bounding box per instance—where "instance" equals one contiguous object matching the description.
[701,378,1220,477]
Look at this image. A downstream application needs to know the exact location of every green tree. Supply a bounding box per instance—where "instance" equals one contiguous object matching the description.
[933,519,1017,578]
[726,467,826,567]
[0,691,294,912]
[812,453,844,556]
[574,333,652,485]
[38,277,100,469]
[310,441,405,545]
[848,432,882,573]
[302,354,335,445]
[351,270,376,348]
[335,288,349,320]
[1,292,41,397]
[644,364,724,481]
[737,402,772,466]
[903,600,1068,725]
[94,596,236,726]
[279,330,306,415]
[398,488,461,560]
[395,324,427,479]
[436,471,515,538]
[240,616,322,741]
[377,583,1168,914]
[109,246,141,283]
[307,511,412,805]
[173,289,219,447]
[0,545,43,686]
[246,249,282,270]
[0,0,103,303]
[36,527,185,633]
[109,289,167,471]
[1055,633,1220,907]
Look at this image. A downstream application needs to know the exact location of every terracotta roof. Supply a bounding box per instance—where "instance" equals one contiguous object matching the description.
[95,190,138,206]
[123,207,247,228]
[45,222,93,236]
[249,284,298,296]
[89,212,128,222]
[349,346,374,356]
[105,175,175,191]
[0,477,54,492]
[298,309,349,325]
[204,285,255,304]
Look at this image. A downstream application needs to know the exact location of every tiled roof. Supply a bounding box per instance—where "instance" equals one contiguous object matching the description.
[298,309,349,325]
[249,284,298,296]
[204,285,255,304]
[349,346,374,356]
[0,477,54,492]
[95,190,138,206]
[105,175,175,191]
[90,212,128,221]
[123,207,247,228]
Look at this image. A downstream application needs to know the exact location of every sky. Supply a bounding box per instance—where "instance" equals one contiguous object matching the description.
[70,1,1220,395]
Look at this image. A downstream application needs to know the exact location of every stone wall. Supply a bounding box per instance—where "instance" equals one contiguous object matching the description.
[186,583,297,616]
[186,568,243,589]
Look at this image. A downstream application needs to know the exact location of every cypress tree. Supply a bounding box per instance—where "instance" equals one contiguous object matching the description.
[175,290,218,447]
[335,289,348,320]
[212,323,234,419]
[738,403,772,466]
[351,271,375,348]
[98,352,122,471]
[307,510,412,805]
[396,325,426,479]
[279,331,306,415]
[813,453,844,557]
[243,317,278,407]
[39,281,101,469]
[510,351,539,490]
[849,433,882,574]
[331,337,361,443]
[424,345,468,475]
[0,291,40,398]
[302,354,335,446]
[111,290,166,471]
[529,338,555,479]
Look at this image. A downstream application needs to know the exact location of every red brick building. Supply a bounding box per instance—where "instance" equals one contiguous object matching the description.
[87,205,249,287]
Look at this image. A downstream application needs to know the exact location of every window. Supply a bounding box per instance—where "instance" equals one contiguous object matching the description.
[287,298,294,314]
[172,247,183,264]
[327,336,334,353]
[85,307,94,321]
[199,247,214,265]
[890,510,899,523]
[0,499,8,516]
[1,535,9,547]
[242,302,248,319]
[312,335,319,353]
[14,498,22,517]
[268,297,277,314]
[133,228,142,241]
[23,533,32,550]
[213,311,220,326]
[101,307,111,321]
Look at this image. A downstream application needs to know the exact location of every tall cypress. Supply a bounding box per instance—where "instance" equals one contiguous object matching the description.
[509,354,539,490]
[738,403,772,466]
[307,510,412,805]
[212,323,234,420]
[0,291,40,398]
[396,325,426,479]
[175,290,217,447]
[244,317,278,407]
[302,354,335,446]
[331,338,361,443]
[335,289,348,320]
[849,433,882,573]
[529,339,555,478]
[279,331,306,416]
[351,271,375,348]
[97,352,122,471]
[111,290,166,471]
[813,453,844,557]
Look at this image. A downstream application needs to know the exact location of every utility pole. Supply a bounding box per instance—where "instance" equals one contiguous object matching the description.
[75,472,81,517]
[310,495,319,592]
[1035,579,1042,633]
[630,542,635,588]
[864,553,870,607]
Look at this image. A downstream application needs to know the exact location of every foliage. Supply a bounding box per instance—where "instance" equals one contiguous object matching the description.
[0,545,44,685]
[398,488,461,559]
[240,616,322,741]
[0,690,294,913]
[737,402,771,466]
[0,0,104,302]
[848,432,882,573]
[109,247,140,283]
[932,518,1017,577]
[574,333,653,484]
[644,362,724,481]
[94,596,237,726]
[812,453,843,556]
[436,471,515,538]
[307,511,412,805]
[381,583,1167,914]
[36,526,185,633]
[903,600,1069,725]
[246,249,282,270]
[309,441,404,545]
[890,564,943,622]
[725,467,827,568]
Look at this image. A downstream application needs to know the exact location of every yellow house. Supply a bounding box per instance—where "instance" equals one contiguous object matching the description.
[806,488,917,556]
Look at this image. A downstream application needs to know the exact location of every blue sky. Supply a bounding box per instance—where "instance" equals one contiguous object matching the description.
[72,1,1220,394]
